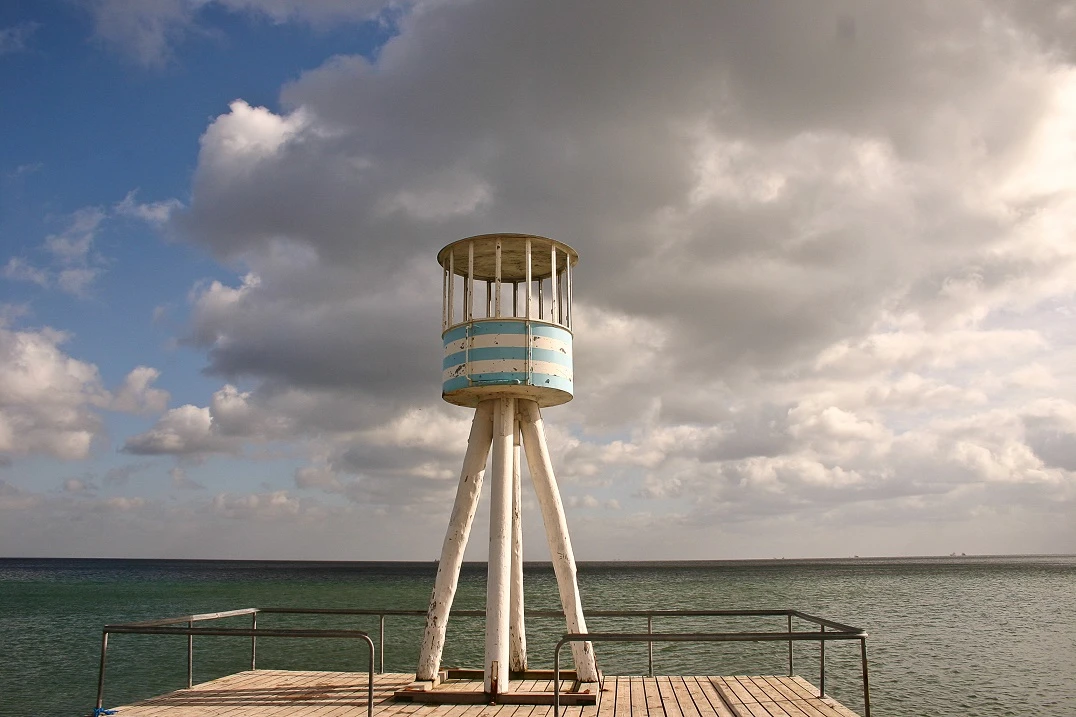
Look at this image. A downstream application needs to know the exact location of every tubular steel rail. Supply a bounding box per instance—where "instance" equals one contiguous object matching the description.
[95,608,375,717]
[553,609,871,717]
[96,607,869,717]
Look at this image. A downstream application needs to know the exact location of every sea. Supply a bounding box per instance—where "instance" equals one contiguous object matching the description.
[1,555,1074,717]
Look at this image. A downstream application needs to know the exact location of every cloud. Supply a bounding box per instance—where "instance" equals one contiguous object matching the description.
[111,367,170,415]
[4,197,185,298]
[0,321,172,463]
[2,258,49,288]
[0,22,39,55]
[115,190,184,226]
[212,489,300,519]
[122,403,237,456]
[4,207,106,297]
[101,0,1076,554]
[63,477,98,493]
[86,0,199,67]
[0,324,108,460]
[170,467,205,490]
[86,0,402,66]
[103,462,151,486]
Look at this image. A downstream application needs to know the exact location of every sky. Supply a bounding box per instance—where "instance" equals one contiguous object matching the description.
[1,0,1075,561]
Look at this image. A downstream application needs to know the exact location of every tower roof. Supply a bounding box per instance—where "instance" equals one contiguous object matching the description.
[437,233,578,282]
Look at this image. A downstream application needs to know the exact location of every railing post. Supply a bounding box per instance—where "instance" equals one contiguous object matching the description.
[187,620,194,688]
[647,615,654,677]
[364,634,376,717]
[860,638,871,717]
[95,631,109,710]
[819,624,826,697]
[379,614,386,674]
[251,611,257,670]
[787,613,793,676]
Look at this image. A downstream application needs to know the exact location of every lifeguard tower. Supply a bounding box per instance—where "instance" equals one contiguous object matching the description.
[414,233,597,697]
[89,233,874,717]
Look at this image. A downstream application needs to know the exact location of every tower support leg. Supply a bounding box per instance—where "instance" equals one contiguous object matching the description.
[417,400,495,681]
[517,399,598,682]
[509,415,527,672]
[485,397,515,694]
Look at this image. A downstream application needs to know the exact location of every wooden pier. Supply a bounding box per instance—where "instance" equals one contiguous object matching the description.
[102,671,862,717]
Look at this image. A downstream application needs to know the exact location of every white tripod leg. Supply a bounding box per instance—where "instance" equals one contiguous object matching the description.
[416,400,494,681]
[517,399,598,682]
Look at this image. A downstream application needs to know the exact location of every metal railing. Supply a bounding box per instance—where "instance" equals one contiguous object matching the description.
[95,608,375,717]
[96,606,869,717]
[553,609,870,717]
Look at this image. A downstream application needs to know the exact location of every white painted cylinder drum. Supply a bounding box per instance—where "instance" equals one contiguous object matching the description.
[438,234,577,408]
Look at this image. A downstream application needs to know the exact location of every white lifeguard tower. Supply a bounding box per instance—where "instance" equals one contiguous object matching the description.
[415,233,597,696]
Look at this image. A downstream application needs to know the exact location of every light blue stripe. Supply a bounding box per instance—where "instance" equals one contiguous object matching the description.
[443,373,574,394]
[529,324,573,339]
[443,346,572,370]
[442,320,573,342]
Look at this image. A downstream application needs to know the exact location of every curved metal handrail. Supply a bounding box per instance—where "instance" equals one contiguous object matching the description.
[95,621,374,717]
[553,613,871,717]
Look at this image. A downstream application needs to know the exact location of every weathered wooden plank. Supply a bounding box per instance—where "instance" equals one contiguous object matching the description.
[754,678,831,717]
[281,671,371,717]
[655,677,684,717]
[785,678,860,717]
[612,676,631,717]
[629,677,647,717]
[750,676,858,717]
[642,677,665,717]
[589,676,614,717]
[744,675,811,717]
[665,677,702,717]
[675,677,711,717]
[592,676,615,717]
[688,676,738,717]
[727,677,787,717]
[708,677,773,717]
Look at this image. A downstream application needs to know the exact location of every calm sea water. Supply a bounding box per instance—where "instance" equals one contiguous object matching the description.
[1,556,1073,717]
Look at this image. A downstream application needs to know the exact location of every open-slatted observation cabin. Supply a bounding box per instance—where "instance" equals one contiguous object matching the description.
[439,233,577,408]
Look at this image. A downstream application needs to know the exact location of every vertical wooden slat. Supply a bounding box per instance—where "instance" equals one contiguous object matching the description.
[495,239,503,318]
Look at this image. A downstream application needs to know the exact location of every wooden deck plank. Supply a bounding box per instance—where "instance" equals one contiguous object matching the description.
[611,677,631,717]
[673,677,708,717]
[130,669,266,713]
[754,678,830,717]
[642,676,664,717]
[708,677,773,717]
[742,678,806,717]
[766,676,839,714]
[786,678,860,717]
[656,677,684,717]
[103,672,860,717]
[739,676,808,717]
[629,677,647,717]
[688,676,737,717]
[783,676,856,714]
[675,677,703,717]
[592,676,615,717]
[118,670,283,717]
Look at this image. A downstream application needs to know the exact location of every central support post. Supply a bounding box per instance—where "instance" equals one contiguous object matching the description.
[485,397,516,694]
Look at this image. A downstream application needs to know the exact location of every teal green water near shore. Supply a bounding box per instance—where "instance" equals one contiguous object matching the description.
[1,556,1074,717]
